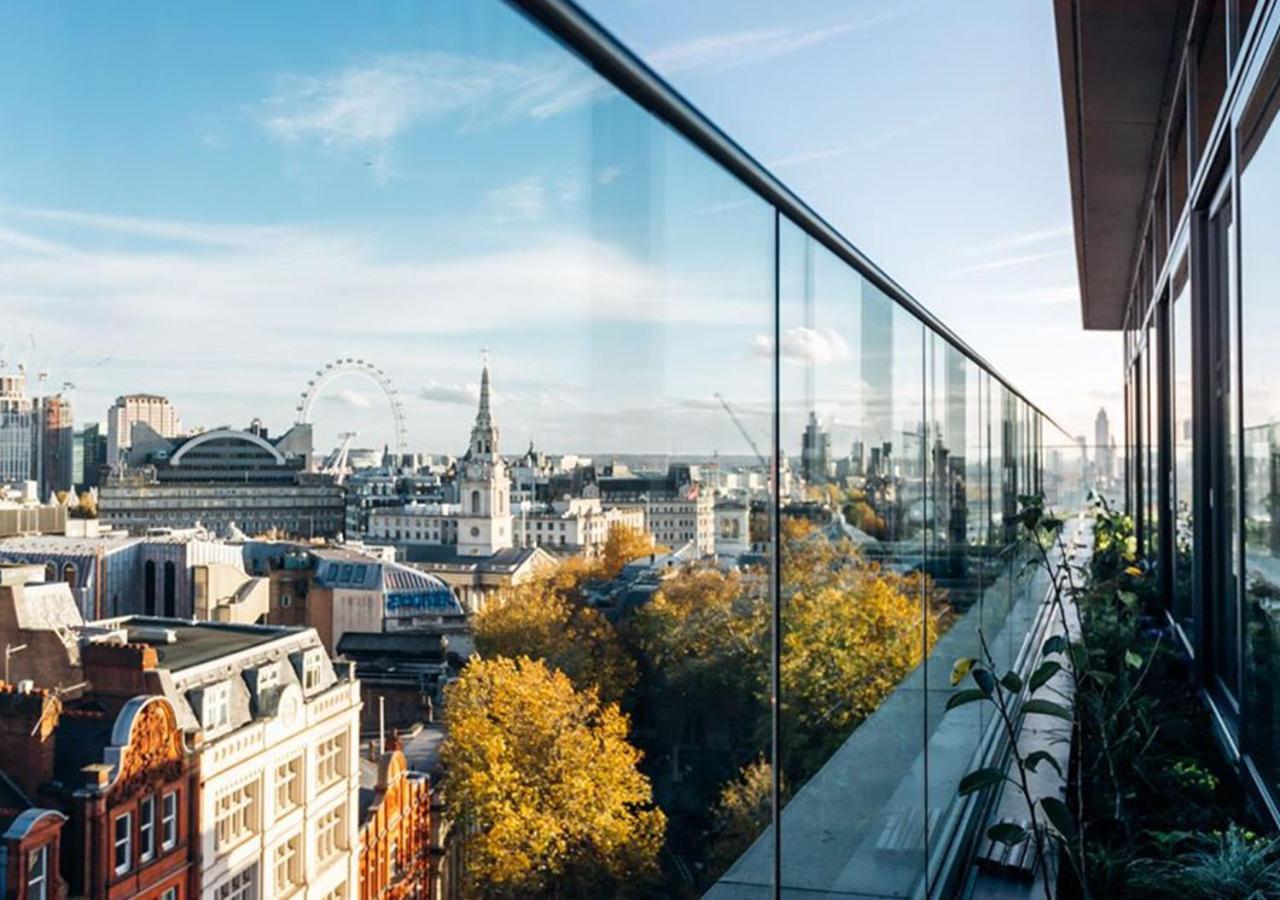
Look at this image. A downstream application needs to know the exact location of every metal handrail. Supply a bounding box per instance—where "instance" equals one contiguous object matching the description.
[507,0,1071,441]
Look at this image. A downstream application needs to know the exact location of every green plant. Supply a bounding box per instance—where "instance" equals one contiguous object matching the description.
[1125,826,1280,899]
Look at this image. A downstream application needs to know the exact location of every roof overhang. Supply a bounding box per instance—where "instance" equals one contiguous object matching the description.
[1055,0,1191,330]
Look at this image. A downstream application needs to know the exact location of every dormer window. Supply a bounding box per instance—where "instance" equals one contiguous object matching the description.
[203,682,231,732]
[302,649,325,692]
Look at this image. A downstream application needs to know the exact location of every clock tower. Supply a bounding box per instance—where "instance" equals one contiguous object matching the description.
[457,358,513,556]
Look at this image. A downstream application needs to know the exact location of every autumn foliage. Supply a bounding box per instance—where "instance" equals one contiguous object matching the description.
[474,569,636,703]
[441,656,665,898]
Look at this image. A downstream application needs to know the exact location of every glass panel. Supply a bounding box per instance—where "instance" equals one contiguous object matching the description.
[775,225,932,897]
[1174,282,1196,636]
[1242,109,1280,792]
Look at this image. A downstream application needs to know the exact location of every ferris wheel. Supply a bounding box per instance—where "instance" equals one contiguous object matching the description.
[296,357,408,458]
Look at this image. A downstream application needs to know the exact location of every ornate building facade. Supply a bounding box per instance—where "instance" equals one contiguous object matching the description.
[357,746,431,900]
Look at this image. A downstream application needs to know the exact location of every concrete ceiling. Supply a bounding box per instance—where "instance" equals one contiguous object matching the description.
[1055,0,1191,330]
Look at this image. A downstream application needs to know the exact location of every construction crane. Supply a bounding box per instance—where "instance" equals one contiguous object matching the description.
[322,431,358,485]
[714,393,769,470]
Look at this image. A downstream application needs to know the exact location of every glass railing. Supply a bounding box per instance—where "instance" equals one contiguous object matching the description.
[0,0,1081,897]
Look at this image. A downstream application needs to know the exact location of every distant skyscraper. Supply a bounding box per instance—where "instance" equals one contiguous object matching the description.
[0,373,34,485]
[106,393,182,469]
[35,393,74,497]
[801,412,833,485]
[1095,407,1112,479]
[73,422,106,490]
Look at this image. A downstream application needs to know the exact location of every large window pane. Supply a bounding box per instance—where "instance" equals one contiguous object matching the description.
[1242,107,1280,792]
[0,2,778,896]
[1174,282,1195,637]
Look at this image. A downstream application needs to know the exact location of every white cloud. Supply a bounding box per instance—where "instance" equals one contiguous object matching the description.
[959,224,1072,257]
[257,51,600,158]
[322,388,373,409]
[596,165,622,185]
[420,381,479,406]
[948,249,1069,276]
[645,11,897,75]
[485,177,547,224]
[753,326,853,367]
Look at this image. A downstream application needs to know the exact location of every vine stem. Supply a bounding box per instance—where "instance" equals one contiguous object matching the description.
[977,628,1053,899]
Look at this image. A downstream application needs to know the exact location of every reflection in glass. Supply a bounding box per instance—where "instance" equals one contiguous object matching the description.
[1242,113,1280,792]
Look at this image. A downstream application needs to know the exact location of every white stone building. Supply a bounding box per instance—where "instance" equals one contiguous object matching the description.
[106,393,182,469]
[89,618,363,899]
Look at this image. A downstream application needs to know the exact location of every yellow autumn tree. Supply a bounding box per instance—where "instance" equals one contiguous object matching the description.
[599,523,666,579]
[779,518,948,780]
[442,656,665,898]
[474,570,636,703]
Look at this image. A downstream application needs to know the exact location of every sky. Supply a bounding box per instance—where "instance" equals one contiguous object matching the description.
[580,0,1122,445]
[0,1,1118,460]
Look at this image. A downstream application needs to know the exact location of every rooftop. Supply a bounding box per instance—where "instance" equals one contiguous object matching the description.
[101,617,302,671]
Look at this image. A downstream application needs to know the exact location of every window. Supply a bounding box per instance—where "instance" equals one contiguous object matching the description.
[303,650,324,692]
[322,883,347,900]
[161,790,178,850]
[275,754,303,813]
[389,836,399,878]
[161,889,177,900]
[139,794,156,862]
[315,803,346,862]
[27,845,47,900]
[1242,89,1280,794]
[316,731,346,788]
[202,682,231,732]
[216,866,256,900]
[215,781,259,848]
[274,833,302,895]
[114,812,132,875]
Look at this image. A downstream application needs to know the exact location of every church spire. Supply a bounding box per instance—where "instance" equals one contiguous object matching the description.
[469,352,499,459]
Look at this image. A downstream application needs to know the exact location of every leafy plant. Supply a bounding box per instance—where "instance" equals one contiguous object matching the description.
[1125,826,1280,899]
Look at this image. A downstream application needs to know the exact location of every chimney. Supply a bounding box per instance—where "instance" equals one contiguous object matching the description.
[0,685,62,798]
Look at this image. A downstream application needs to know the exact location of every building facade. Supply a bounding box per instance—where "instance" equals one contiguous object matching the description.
[106,395,181,471]
[101,425,344,539]
[80,620,364,900]
[1056,0,1280,829]
[35,395,74,500]
[357,747,431,900]
[0,374,34,487]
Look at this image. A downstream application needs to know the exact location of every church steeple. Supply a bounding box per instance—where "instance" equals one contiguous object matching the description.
[469,353,500,460]
[458,351,512,558]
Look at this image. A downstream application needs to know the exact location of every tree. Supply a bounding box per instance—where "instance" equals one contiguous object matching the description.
[442,656,665,898]
[474,572,636,703]
[599,524,665,579]
[778,519,947,781]
[627,567,770,828]
[707,758,783,878]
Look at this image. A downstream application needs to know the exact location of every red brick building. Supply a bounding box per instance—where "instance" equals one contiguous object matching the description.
[358,745,432,899]
[0,684,199,900]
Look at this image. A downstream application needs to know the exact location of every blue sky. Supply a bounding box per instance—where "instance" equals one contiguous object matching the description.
[0,1,1116,460]
[582,0,1121,444]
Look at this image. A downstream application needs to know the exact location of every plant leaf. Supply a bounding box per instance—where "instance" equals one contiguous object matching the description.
[959,767,1007,797]
[1042,634,1067,656]
[1000,670,1023,693]
[987,822,1029,845]
[946,689,988,711]
[1040,796,1075,837]
[1022,698,1072,720]
[972,667,996,696]
[1125,650,1143,669]
[950,657,976,687]
[1023,750,1063,777]
[1029,661,1062,692]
